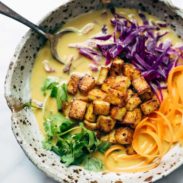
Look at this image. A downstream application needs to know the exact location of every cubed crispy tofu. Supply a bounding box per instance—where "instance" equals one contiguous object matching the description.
[123,63,140,80]
[125,89,134,102]
[132,76,150,95]
[67,74,80,95]
[112,76,131,93]
[101,77,115,92]
[115,127,133,145]
[84,120,97,130]
[69,100,87,120]
[141,98,159,115]
[139,89,153,101]
[105,88,125,106]
[97,115,116,133]
[88,88,107,101]
[123,108,142,126]
[62,102,71,116]
[126,94,141,111]
[79,74,95,93]
[100,130,116,144]
[110,58,124,75]
[111,107,126,121]
[85,103,96,122]
[76,95,89,102]
[97,67,109,85]
[93,100,110,115]
[126,145,136,155]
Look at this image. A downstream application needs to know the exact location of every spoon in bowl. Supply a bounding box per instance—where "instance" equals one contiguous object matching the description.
[0,1,80,64]
[0,1,113,64]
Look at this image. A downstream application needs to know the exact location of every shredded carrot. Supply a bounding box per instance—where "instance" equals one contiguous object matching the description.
[104,66,183,172]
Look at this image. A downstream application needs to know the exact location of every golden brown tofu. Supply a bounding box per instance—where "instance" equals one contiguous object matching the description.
[76,95,89,102]
[115,127,133,145]
[140,99,159,115]
[79,74,95,93]
[126,145,136,155]
[88,88,107,101]
[102,76,130,94]
[139,89,153,101]
[132,76,150,95]
[123,108,142,126]
[67,74,80,95]
[111,107,126,121]
[112,76,131,93]
[125,89,134,102]
[97,67,109,85]
[110,58,124,75]
[100,130,116,144]
[123,63,140,80]
[126,94,141,111]
[85,103,96,122]
[84,120,97,130]
[62,102,71,116]
[105,88,125,106]
[97,115,116,133]
[101,77,115,92]
[93,100,110,115]
[69,100,87,120]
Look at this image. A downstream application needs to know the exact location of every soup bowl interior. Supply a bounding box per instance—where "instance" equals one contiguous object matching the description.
[4,0,183,182]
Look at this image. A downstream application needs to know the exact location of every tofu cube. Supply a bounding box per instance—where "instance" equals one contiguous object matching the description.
[123,63,140,80]
[97,115,116,133]
[84,120,97,130]
[123,108,142,126]
[79,74,95,93]
[125,89,134,102]
[69,100,87,120]
[100,130,117,144]
[111,107,126,121]
[101,77,115,92]
[93,100,110,115]
[76,95,89,102]
[67,74,80,95]
[139,89,153,101]
[85,103,96,122]
[88,88,107,101]
[110,58,124,75]
[115,127,133,145]
[97,67,109,85]
[141,99,159,115]
[126,94,141,111]
[62,102,71,116]
[112,76,131,93]
[132,76,150,95]
[105,88,125,106]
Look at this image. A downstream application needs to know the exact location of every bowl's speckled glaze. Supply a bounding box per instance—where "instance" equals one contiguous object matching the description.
[4,0,183,182]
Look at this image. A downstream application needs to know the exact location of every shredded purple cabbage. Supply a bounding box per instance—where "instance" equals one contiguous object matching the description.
[77,10,183,100]
[79,48,102,64]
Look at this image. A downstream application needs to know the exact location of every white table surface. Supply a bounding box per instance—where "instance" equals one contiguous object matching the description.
[1,0,183,182]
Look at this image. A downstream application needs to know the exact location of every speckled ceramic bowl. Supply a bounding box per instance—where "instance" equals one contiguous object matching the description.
[4,0,183,182]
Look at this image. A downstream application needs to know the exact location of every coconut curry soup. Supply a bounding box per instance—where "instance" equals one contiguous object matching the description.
[30,8,183,172]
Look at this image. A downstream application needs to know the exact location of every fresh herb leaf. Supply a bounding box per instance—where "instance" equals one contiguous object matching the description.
[98,141,111,154]
[41,77,68,110]
[56,84,68,110]
[83,155,103,171]
[23,100,43,109]
[43,121,106,171]
[41,77,59,95]
[44,113,75,139]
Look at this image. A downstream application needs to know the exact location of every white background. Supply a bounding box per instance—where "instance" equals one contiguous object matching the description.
[0,0,183,182]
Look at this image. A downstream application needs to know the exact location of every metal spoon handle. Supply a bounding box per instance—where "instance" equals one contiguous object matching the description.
[0,1,50,39]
